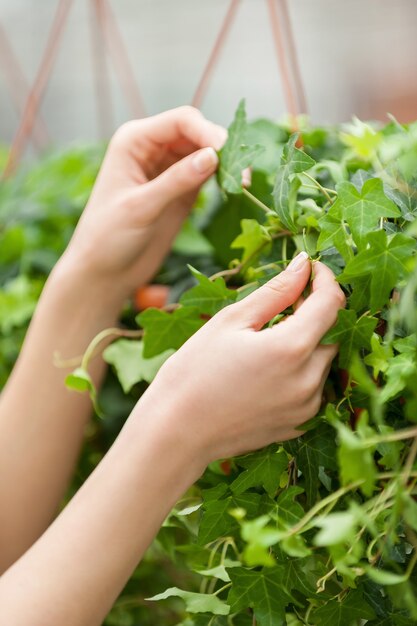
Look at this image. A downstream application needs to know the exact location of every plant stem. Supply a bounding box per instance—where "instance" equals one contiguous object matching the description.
[242,187,274,215]
[284,481,364,538]
[209,231,290,281]
[303,171,336,204]
[81,327,143,371]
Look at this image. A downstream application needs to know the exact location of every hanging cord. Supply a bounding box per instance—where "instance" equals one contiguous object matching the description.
[0,23,50,150]
[277,0,307,114]
[3,0,74,178]
[191,0,241,109]
[266,0,299,127]
[97,0,146,119]
[89,0,114,139]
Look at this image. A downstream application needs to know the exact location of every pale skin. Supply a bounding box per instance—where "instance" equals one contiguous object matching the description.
[0,106,345,625]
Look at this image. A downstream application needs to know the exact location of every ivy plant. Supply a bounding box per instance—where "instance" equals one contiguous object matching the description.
[90,102,417,625]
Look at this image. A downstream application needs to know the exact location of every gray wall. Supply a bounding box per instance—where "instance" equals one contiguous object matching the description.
[1,0,417,147]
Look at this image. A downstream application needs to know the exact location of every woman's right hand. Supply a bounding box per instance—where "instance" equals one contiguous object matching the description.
[137,254,345,470]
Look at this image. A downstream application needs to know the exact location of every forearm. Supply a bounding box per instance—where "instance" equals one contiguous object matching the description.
[0,258,124,570]
[0,398,202,626]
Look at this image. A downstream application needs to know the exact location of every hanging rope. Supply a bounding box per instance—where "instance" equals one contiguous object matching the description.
[277,0,307,114]
[0,23,50,150]
[97,0,146,119]
[90,0,114,138]
[191,0,241,109]
[3,0,74,177]
[266,0,299,123]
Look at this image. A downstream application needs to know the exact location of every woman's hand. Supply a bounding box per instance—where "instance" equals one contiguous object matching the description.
[138,255,345,469]
[62,106,226,304]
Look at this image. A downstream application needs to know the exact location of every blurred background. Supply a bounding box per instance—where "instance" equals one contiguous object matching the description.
[1,0,417,152]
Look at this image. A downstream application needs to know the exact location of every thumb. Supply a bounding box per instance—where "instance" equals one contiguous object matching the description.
[234,252,311,330]
[139,147,218,218]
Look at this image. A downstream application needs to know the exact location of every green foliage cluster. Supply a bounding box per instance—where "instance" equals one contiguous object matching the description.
[100,103,417,625]
[4,100,417,624]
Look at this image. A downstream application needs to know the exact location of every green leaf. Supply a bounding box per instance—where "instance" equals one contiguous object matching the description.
[274,486,305,527]
[146,587,230,615]
[338,230,415,312]
[286,425,337,507]
[364,334,393,378]
[280,557,319,598]
[322,309,378,368]
[272,134,315,231]
[179,267,237,316]
[228,567,292,626]
[317,199,353,263]
[365,567,408,586]
[336,421,376,496]
[312,589,376,625]
[65,367,101,416]
[137,306,205,358]
[65,367,94,393]
[314,509,359,546]
[336,178,400,247]
[196,559,241,583]
[217,100,265,194]
[198,493,261,545]
[231,447,288,498]
[103,339,174,393]
[231,218,272,262]
[380,353,417,403]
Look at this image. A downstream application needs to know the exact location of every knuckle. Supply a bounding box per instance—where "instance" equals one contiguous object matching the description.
[332,286,346,308]
[215,303,236,323]
[110,121,139,150]
[176,105,203,120]
[265,273,292,297]
[287,335,311,361]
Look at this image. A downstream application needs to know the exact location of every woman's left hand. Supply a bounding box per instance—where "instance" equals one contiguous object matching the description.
[62,106,226,306]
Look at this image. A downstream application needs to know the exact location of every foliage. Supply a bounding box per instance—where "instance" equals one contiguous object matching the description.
[4,103,417,624]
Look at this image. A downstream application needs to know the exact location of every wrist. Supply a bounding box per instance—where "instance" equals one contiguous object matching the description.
[127,386,208,491]
[48,255,126,324]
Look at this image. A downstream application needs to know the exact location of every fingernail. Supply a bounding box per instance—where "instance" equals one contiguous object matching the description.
[287,251,309,271]
[192,147,219,174]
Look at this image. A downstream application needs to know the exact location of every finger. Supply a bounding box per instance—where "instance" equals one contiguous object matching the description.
[293,294,305,311]
[278,261,345,345]
[231,252,311,330]
[242,168,252,187]
[121,106,227,153]
[135,147,219,220]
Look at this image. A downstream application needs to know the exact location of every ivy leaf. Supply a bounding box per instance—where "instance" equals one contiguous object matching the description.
[286,425,337,507]
[103,340,174,393]
[228,567,292,626]
[272,134,315,231]
[217,100,265,194]
[322,309,378,368]
[281,556,319,598]
[231,447,288,497]
[231,218,272,262]
[198,493,261,545]
[274,486,305,527]
[312,589,375,625]
[336,179,400,247]
[137,306,205,358]
[335,421,376,496]
[179,267,237,316]
[380,353,417,403]
[364,334,393,378]
[317,199,353,263]
[65,367,101,416]
[338,230,415,312]
[146,587,230,615]
[314,508,360,546]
